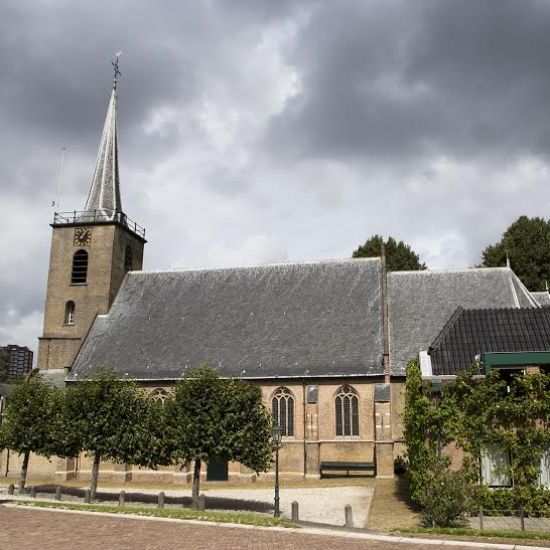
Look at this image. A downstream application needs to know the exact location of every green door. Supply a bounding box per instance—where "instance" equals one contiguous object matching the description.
[207,456,228,481]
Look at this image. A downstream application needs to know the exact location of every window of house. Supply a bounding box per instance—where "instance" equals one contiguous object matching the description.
[480,444,512,487]
[64,301,75,325]
[124,245,133,271]
[539,448,550,489]
[150,388,168,405]
[335,385,359,436]
[71,249,89,284]
[272,387,295,437]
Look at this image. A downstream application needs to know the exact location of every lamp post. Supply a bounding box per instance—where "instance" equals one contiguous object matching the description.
[272,423,283,517]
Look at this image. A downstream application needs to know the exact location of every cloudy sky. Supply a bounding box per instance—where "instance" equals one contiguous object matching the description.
[2,0,550,356]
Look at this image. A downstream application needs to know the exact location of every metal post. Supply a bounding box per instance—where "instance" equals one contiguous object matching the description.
[7,484,14,496]
[84,488,91,504]
[345,504,353,527]
[119,490,125,507]
[29,487,36,498]
[55,486,61,501]
[158,491,165,509]
[291,501,299,521]
[274,444,280,517]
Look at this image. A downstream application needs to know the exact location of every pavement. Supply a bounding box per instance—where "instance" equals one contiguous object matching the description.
[1,484,374,528]
[2,506,549,550]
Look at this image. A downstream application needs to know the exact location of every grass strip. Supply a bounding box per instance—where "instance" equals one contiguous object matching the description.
[396,526,550,541]
[11,499,296,528]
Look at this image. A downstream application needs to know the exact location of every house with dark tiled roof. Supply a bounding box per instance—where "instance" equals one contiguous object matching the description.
[427,307,550,376]
[6,66,547,484]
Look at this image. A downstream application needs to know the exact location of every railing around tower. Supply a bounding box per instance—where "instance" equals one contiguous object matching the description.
[53,210,146,239]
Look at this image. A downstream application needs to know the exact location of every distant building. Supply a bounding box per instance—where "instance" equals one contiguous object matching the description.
[0,345,33,378]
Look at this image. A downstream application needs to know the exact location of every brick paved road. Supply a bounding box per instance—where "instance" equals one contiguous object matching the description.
[0,507,505,549]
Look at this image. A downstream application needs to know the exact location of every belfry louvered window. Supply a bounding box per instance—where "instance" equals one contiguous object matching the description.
[272,387,295,437]
[335,385,359,436]
[71,250,89,284]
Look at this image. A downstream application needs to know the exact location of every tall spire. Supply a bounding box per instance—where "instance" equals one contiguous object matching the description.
[83,53,123,219]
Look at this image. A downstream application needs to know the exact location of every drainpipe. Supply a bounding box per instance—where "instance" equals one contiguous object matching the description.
[302,379,307,479]
[381,244,390,384]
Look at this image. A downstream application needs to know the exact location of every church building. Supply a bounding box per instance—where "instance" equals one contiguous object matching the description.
[2,66,546,484]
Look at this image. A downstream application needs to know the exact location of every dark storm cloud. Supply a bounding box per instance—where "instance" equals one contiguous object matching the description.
[266,0,550,162]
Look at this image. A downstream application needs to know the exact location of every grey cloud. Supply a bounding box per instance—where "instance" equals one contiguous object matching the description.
[265,0,550,162]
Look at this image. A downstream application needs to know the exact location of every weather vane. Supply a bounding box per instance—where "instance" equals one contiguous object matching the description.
[112,51,122,89]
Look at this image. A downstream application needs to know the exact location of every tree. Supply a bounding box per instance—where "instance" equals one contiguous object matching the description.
[165,365,273,507]
[0,374,58,493]
[480,215,550,291]
[63,369,158,499]
[352,235,426,271]
[0,348,8,382]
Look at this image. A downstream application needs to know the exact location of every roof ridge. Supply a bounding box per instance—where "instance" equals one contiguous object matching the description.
[389,267,509,276]
[428,306,464,352]
[128,257,381,276]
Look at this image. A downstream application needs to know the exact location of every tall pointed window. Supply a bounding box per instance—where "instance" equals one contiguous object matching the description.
[71,250,89,284]
[124,245,133,271]
[64,301,75,325]
[272,387,295,437]
[335,385,359,436]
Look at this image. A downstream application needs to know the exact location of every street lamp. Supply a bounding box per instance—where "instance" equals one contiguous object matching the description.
[272,423,284,517]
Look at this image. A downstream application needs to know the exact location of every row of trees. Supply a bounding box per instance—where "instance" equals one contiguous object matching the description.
[354,215,550,291]
[0,366,273,505]
[404,359,550,526]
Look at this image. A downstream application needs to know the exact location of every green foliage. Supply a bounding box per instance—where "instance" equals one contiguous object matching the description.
[352,235,426,271]
[0,348,9,382]
[63,368,160,466]
[404,362,550,524]
[420,456,470,527]
[480,215,550,291]
[1,374,58,458]
[166,365,272,471]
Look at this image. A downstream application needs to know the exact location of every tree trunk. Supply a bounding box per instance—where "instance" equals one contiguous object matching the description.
[192,459,201,508]
[90,452,101,501]
[18,451,30,495]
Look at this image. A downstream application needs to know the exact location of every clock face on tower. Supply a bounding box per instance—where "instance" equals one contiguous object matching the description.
[73,227,92,246]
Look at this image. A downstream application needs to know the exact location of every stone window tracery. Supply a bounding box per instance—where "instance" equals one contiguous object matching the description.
[335,385,359,436]
[64,301,75,325]
[150,388,168,405]
[272,387,295,437]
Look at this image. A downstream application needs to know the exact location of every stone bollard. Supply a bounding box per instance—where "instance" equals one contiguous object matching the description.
[29,487,36,499]
[84,489,91,504]
[7,484,14,496]
[55,486,62,501]
[198,493,206,511]
[291,501,299,521]
[158,491,165,509]
[119,490,125,507]
[345,504,353,527]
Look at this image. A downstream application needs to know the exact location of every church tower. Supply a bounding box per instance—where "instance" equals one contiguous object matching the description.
[38,58,146,371]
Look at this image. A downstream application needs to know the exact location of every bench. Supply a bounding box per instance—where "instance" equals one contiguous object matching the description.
[320,461,376,478]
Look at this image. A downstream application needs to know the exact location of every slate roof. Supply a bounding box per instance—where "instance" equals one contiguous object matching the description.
[388,268,539,376]
[532,291,550,307]
[69,259,384,381]
[83,87,122,220]
[429,308,550,375]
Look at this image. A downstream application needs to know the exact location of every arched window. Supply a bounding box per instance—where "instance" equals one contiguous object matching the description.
[335,385,359,436]
[64,301,75,325]
[272,387,294,437]
[150,388,168,405]
[124,245,133,271]
[71,250,88,284]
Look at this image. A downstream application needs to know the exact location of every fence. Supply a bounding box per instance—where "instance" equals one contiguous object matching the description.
[468,508,550,532]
